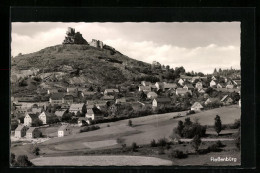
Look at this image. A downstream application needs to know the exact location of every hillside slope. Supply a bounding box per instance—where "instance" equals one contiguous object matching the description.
[11,44,152,88]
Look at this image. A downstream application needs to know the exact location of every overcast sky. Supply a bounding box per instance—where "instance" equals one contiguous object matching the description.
[11,22,240,74]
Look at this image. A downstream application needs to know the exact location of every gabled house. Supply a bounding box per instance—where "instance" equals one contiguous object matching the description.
[146,92,158,99]
[204,98,220,105]
[24,113,38,127]
[38,111,52,124]
[26,127,41,139]
[77,117,89,126]
[155,82,164,90]
[220,95,233,105]
[81,91,96,97]
[178,79,185,86]
[55,110,66,118]
[183,84,194,91]
[217,83,224,88]
[163,82,178,91]
[211,76,217,80]
[152,97,171,107]
[49,93,65,105]
[62,93,75,104]
[104,89,119,95]
[225,81,234,89]
[67,87,78,93]
[191,102,203,111]
[58,124,71,137]
[47,89,58,95]
[85,107,103,120]
[176,88,189,96]
[195,81,203,89]
[31,107,43,114]
[14,125,27,138]
[115,98,126,104]
[141,81,152,86]
[69,103,86,114]
[101,95,115,100]
[210,80,217,87]
[60,103,70,110]
[138,86,151,92]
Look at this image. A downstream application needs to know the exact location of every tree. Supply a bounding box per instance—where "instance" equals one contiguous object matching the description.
[175,120,184,137]
[88,86,94,91]
[214,115,222,136]
[191,135,201,153]
[31,118,43,127]
[16,155,34,167]
[31,145,40,156]
[138,91,147,101]
[184,117,192,126]
[11,153,16,166]
[128,120,133,127]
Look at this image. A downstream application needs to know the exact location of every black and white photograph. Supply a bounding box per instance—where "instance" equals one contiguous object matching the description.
[10,22,241,166]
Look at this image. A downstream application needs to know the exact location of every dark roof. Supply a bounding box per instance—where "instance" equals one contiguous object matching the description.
[155,97,171,103]
[50,93,65,100]
[27,113,39,120]
[184,84,194,88]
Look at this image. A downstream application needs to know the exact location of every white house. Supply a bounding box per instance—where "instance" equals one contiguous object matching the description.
[152,98,171,107]
[85,108,103,120]
[191,102,204,112]
[210,80,217,87]
[69,103,85,114]
[146,92,158,99]
[195,81,203,89]
[38,112,48,124]
[58,124,71,137]
[141,81,152,86]
[14,125,27,138]
[178,79,185,86]
[24,113,38,127]
[26,127,41,139]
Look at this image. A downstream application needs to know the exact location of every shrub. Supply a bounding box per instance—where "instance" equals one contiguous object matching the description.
[182,123,206,138]
[207,144,220,152]
[150,139,157,147]
[158,147,165,155]
[131,142,138,152]
[80,125,100,133]
[157,138,167,147]
[128,120,133,127]
[10,153,16,166]
[235,135,240,150]
[232,119,240,129]
[168,149,187,159]
[116,138,124,144]
[16,155,34,167]
[191,135,201,152]
[107,124,110,127]
[31,118,43,127]
[214,115,222,136]
[216,140,224,148]
[31,145,40,156]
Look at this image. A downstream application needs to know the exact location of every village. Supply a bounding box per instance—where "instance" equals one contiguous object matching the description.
[11,70,241,141]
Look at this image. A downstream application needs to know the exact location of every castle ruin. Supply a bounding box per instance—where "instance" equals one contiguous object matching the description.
[89,39,103,49]
[63,27,88,45]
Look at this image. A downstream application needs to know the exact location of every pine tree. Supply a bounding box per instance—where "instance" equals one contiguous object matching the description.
[214,115,222,136]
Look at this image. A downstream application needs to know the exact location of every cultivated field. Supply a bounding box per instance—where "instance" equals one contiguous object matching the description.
[11,105,241,165]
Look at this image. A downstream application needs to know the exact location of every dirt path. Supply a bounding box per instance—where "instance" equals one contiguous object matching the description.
[31,155,173,166]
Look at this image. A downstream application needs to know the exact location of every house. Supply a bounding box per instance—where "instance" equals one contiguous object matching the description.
[102,95,115,100]
[217,83,224,88]
[233,80,241,87]
[176,88,189,96]
[85,107,103,120]
[115,98,126,104]
[31,107,43,114]
[55,110,66,118]
[47,89,58,95]
[138,86,151,92]
[226,83,234,89]
[141,81,152,86]
[26,127,41,139]
[81,91,96,97]
[191,76,207,83]
[62,93,75,104]
[104,89,119,95]
[212,76,217,80]
[14,125,27,138]
[220,95,233,105]
[204,98,220,105]
[155,82,164,90]
[183,84,194,90]
[67,87,78,93]
[69,103,85,114]
[58,124,71,137]
[60,103,70,110]
[152,97,171,107]
[210,80,217,87]
[149,84,157,92]
[178,79,185,86]
[38,111,52,124]
[195,81,203,89]
[198,88,206,93]
[146,92,158,99]
[163,82,178,90]
[77,117,89,126]
[191,102,204,112]
[24,113,39,127]
[49,93,65,105]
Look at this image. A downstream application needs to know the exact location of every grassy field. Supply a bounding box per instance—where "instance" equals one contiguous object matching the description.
[11,105,241,165]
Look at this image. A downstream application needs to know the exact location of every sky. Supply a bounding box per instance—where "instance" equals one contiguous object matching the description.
[11,22,240,74]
